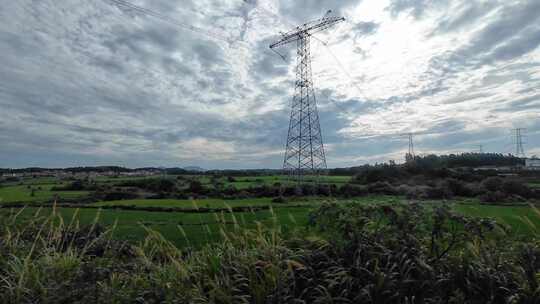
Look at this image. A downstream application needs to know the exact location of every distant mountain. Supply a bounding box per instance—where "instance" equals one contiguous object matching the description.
[183,166,206,172]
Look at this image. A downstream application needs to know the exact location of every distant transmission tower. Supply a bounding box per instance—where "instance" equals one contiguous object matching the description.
[400,133,415,162]
[478,145,484,153]
[270,11,344,182]
[512,128,527,158]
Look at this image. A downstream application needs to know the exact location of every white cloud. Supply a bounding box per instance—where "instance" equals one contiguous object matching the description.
[0,0,539,169]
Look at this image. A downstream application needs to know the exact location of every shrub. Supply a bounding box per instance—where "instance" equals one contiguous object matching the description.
[354,165,406,184]
[223,185,239,196]
[118,178,177,193]
[444,178,474,197]
[271,196,287,203]
[339,184,368,197]
[51,180,87,191]
[483,177,504,192]
[366,181,398,195]
[102,191,139,201]
[502,180,532,198]
[425,167,452,179]
[423,186,450,199]
[188,180,204,194]
[480,191,508,203]
[402,185,426,199]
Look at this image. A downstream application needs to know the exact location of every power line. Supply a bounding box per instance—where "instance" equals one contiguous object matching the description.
[319,42,369,101]
[241,1,380,125]
[106,0,239,45]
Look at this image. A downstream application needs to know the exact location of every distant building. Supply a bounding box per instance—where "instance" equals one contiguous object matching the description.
[526,158,540,170]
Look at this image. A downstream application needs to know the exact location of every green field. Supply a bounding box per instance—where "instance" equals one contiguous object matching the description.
[454,204,540,235]
[94,195,402,208]
[2,206,310,247]
[96,197,281,208]
[199,175,352,189]
[2,175,540,249]
[2,198,539,248]
[0,174,353,204]
[0,184,88,203]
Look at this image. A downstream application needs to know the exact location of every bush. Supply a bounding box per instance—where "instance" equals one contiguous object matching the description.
[483,177,504,192]
[480,191,508,203]
[423,186,450,199]
[339,184,368,197]
[51,180,87,191]
[271,196,287,203]
[366,181,398,195]
[188,180,204,194]
[119,178,177,193]
[222,185,239,196]
[354,165,406,184]
[444,178,475,197]
[102,191,139,201]
[502,180,532,198]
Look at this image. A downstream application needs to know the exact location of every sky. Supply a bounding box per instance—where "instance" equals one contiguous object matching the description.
[1,0,539,169]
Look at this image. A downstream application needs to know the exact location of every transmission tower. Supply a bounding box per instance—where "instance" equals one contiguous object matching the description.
[477,145,483,153]
[269,12,344,182]
[512,128,527,158]
[400,133,415,162]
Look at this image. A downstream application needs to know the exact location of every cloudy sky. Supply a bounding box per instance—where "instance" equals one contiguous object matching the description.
[1,0,539,169]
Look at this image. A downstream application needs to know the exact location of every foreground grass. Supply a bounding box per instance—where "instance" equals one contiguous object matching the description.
[1,202,539,303]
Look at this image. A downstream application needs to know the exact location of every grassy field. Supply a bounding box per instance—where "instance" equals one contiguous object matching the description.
[226,175,352,187]
[1,206,310,248]
[0,184,88,203]
[96,197,282,208]
[196,175,352,189]
[2,175,540,249]
[94,195,402,209]
[454,204,540,235]
[2,196,539,248]
[0,174,354,203]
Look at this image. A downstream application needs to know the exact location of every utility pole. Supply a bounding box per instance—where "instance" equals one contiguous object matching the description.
[270,11,344,182]
[512,128,526,158]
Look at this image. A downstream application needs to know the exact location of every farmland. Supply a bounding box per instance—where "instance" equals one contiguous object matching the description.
[1,173,540,248]
[2,167,540,303]
[4,199,539,247]
[0,184,88,203]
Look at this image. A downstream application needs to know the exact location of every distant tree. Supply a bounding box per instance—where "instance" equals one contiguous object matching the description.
[188,180,204,194]
[483,177,503,192]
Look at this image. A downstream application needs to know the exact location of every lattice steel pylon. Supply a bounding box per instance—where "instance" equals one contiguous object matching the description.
[399,133,416,163]
[513,128,527,158]
[269,11,344,182]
